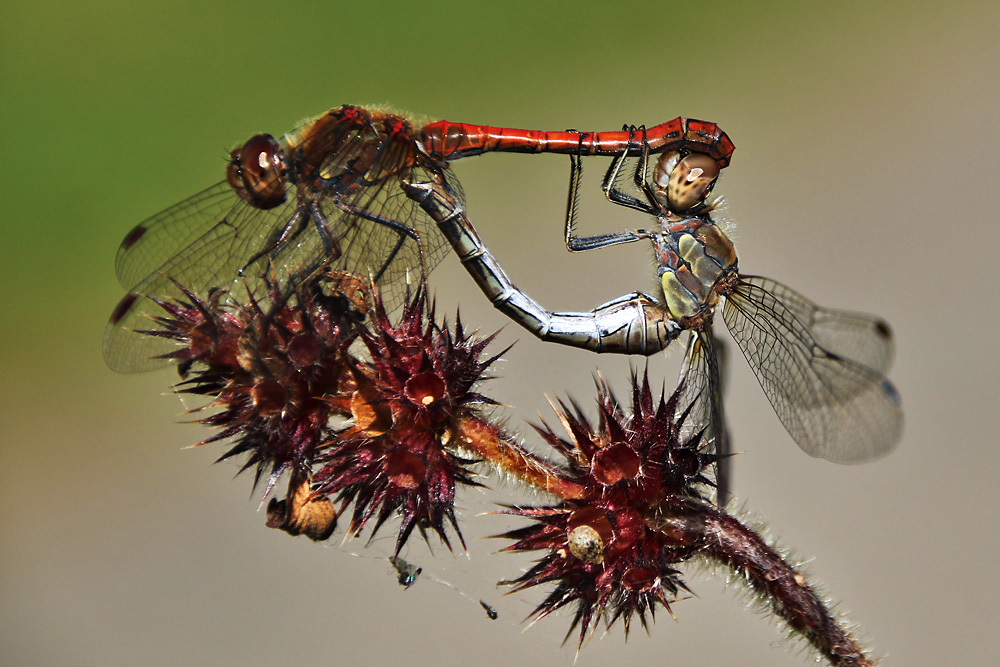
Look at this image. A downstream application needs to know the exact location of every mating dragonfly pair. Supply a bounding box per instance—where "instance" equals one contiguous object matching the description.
[104,105,902,502]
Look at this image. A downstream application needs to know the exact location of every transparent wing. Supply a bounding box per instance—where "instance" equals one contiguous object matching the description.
[104,118,461,373]
[740,275,894,374]
[313,162,460,312]
[294,107,459,307]
[103,187,301,372]
[722,276,903,463]
[677,329,732,505]
[114,182,242,291]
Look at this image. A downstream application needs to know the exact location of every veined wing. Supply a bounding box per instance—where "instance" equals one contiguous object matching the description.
[104,163,462,373]
[114,182,243,292]
[740,275,894,374]
[313,162,461,316]
[103,188,300,373]
[677,328,732,506]
[722,277,902,463]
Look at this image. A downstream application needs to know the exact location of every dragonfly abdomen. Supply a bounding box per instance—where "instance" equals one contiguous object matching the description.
[406,176,682,355]
[419,118,735,167]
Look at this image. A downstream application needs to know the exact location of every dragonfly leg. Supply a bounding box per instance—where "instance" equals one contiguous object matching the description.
[330,197,428,281]
[563,130,652,253]
[599,125,659,213]
[634,126,663,209]
[238,206,339,280]
[404,170,682,355]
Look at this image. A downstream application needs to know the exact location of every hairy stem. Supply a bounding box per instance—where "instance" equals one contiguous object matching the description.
[452,413,586,500]
[657,497,873,667]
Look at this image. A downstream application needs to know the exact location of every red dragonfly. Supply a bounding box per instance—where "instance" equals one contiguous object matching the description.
[105,105,731,372]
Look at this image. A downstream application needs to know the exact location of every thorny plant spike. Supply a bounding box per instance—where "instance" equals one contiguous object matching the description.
[135,272,876,667]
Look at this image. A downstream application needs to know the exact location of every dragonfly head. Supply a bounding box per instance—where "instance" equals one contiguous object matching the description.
[651,151,721,213]
[227,133,288,210]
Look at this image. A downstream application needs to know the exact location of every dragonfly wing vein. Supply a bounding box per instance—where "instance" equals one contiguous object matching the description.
[722,280,902,463]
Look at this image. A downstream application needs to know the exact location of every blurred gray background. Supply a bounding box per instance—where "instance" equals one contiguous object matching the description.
[2,1,998,665]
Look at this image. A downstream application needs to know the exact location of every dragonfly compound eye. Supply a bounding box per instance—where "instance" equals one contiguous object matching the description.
[226,133,288,210]
[652,151,681,185]
[666,153,720,212]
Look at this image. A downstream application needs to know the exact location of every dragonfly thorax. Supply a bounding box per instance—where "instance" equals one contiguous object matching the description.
[654,217,738,327]
[290,108,425,192]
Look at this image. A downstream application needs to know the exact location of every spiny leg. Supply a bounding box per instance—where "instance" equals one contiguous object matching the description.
[331,196,428,285]
[634,126,662,210]
[563,129,652,253]
[600,125,658,213]
[239,203,342,283]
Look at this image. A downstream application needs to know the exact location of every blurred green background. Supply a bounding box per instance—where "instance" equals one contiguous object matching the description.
[3,1,998,665]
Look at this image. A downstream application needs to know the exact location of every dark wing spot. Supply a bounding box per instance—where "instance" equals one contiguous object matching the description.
[120,225,147,250]
[875,319,892,340]
[109,292,139,325]
[881,379,901,406]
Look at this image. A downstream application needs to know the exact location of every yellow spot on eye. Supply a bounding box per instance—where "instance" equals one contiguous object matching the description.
[421,395,435,405]
[686,167,704,182]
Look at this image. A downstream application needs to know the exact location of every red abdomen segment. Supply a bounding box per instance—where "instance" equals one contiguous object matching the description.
[420,118,735,167]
